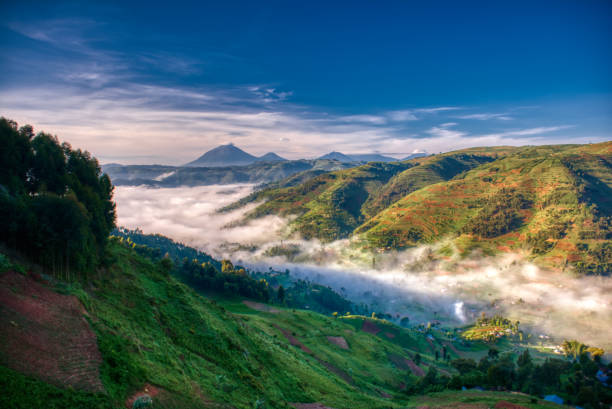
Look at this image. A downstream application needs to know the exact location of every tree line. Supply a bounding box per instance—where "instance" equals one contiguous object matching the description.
[410,348,611,408]
[0,118,116,278]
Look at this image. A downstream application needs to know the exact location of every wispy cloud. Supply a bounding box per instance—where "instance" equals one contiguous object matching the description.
[457,113,513,120]
[481,125,574,139]
[1,17,600,164]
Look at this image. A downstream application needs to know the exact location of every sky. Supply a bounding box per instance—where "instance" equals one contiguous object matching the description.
[1,0,611,164]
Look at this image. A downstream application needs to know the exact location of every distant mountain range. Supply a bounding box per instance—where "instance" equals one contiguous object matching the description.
[184,144,287,167]
[104,144,430,187]
[183,144,427,167]
[317,152,404,162]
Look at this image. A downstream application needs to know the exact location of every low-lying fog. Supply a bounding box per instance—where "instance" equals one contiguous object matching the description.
[115,185,612,351]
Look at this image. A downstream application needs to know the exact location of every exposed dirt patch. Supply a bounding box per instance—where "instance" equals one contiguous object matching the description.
[0,271,104,392]
[326,336,349,350]
[383,331,395,339]
[243,300,280,313]
[317,359,353,385]
[388,353,425,377]
[274,325,353,385]
[273,324,312,354]
[361,319,380,334]
[494,401,531,409]
[444,341,461,356]
[125,384,161,408]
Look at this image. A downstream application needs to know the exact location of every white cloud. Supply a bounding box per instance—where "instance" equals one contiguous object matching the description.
[338,114,387,125]
[426,124,466,139]
[457,113,513,121]
[387,110,418,121]
[481,125,574,138]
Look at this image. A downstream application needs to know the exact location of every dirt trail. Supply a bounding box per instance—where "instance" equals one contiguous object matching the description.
[388,353,425,377]
[243,300,280,313]
[444,341,461,356]
[0,271,104,392]
[494,401,531,409]
[274,324,353,385]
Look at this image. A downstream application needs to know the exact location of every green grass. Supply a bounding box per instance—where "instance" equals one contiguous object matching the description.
[1,243,580,408]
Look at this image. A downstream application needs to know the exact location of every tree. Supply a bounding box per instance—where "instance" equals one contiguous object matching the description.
[221,259,234,274]
[451,358,477,375]
[277,285,285,303]
[0,118,116,276]
[414,353,422,365]
[488,348,499,360]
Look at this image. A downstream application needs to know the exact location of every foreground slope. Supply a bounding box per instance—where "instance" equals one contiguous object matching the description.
[3,241,590,409]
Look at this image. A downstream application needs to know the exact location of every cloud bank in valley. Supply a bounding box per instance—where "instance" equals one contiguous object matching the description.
[115,185,612,351]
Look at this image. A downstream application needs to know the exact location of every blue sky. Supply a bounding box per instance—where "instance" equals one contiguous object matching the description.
[1,0,610,164]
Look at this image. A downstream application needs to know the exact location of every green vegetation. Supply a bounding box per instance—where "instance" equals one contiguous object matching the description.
[357,143,612,273]
[2,120,612,408]
[0,118,115,276]
[224,142,612,273]
[461,313,520,343]
[225,162,413,241]
[0,365,113,409]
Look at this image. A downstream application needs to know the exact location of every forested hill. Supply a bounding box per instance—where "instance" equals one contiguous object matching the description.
[227,142,612,274]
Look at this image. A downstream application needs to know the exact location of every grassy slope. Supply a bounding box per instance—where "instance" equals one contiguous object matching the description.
[1,243,563,409]
[357,141,612,269]
[361,147,518,218]
[229,162,414,241]
[227,148,517,242]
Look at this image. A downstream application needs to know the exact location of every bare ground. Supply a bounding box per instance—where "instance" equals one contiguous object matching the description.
[361,319,381,335]
[0,271,104,392]
[326,336,349,350]
[243,300,280,313]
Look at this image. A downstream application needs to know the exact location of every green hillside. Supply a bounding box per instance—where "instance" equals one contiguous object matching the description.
[226,149,516,242]
[361,147,518,218]
[2,241,610,408]
[224,161,413,241]
[358,142,612,272]
[226,142,612,273]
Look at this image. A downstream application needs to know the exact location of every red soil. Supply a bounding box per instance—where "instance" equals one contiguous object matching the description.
[383,331,395,339]
[243,300,280,313]
[273,324,312,354]
[361,319,381,334]
[0,271,104,392]
[388,353,425,377]
[494,401,530,409]
[326,336,349,350]
[125,384,161,409]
